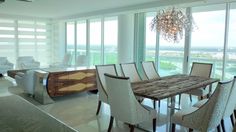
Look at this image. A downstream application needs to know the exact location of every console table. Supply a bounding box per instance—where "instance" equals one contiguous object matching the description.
[44,67,97,97]
[8,67,97,97]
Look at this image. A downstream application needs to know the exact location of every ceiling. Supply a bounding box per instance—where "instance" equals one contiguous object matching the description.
[0,0,229,19]
[0,0,161,19]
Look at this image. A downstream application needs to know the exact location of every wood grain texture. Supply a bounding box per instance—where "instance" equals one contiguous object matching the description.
[47,69,97,97]
[132,74,219,100]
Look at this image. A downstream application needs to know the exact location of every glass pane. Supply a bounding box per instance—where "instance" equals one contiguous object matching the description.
[190,5,225,79]
[66,22,75,65]
[89,19,101,66]
[104,17,118,64]
[76,20,87,56]
[159,38,185,76]
[226,3,236,80]
[145,13,156,62]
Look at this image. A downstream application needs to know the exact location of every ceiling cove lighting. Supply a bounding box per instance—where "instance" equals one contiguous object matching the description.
[150,7,195,43]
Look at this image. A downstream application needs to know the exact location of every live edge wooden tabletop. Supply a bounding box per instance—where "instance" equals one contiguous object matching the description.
[131,74,219,101]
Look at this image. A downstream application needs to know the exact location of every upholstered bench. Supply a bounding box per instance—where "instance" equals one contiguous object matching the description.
[0,95,77,132]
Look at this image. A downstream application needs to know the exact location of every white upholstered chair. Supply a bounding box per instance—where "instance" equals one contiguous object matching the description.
[193,76,236,131]
[104,73,157,132]
[141,61,160,80]
[76,55,88,67]
[0,57,14,74]
[142,61,161,108]
[171,80,233,132]
[15,70,36,95]
[180,62,213,103]
[17,56,40,69]
[120,62,142,83]
[95,64,118,115]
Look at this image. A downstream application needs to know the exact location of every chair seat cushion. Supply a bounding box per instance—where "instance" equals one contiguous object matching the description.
[193,99,208,108]
[187,88,208,96]
[172,107,198,125]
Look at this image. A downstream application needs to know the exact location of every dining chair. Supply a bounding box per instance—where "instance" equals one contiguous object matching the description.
[141,61,161,108]
[171,80,233,132]
[120,62,142,83]
[104,73,157,132]
[180,62,213,104]
[120,62,147,104]
[193,76,236,132]
[141,61,160,80]
[95,64,118,115]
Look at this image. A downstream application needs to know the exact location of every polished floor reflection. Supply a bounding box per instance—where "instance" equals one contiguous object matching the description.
[0,77,234,132]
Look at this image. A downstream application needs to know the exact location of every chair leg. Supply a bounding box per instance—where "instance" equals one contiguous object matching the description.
[200,96,204,100]
[217,125,221,132]
[179,94,181,106]
[153,100,156,109]
[96,100,102,115]
[234,110,236,119]
[189,94,192,102]
[158,100,161,108]
[171,123,176,132]
[221,119,225,132]
[230,114,235,126]
[189,128,193,132]
[153,118,156,132]
[108,116,114,132]
[130,124,134,132]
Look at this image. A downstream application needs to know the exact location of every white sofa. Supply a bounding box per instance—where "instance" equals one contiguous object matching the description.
[17,56,40,69]
[0,57,14,74]
[15,70,36,95]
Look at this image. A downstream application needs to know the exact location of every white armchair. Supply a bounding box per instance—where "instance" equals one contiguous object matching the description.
[193,76,236,131]
[15,70,36,95]
[95,64,118,115]
[104,73,157,132]
[171,80,233,132]
[0,57,14,74]
[17,56,40,69]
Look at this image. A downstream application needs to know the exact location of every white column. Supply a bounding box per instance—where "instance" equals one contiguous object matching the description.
[118,14,134,64]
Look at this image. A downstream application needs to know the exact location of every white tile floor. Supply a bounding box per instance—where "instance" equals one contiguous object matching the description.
[0,77,234,132]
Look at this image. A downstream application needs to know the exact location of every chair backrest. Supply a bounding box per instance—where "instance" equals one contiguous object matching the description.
[190,62,213,78]
[104,73,143,123]
[223,76,236,118]
[120,63,141,82]
[76,55,88,66]
[141,61,160,80]
[95,64,118,101]
[62,53,71,66]
[200,80,233,131]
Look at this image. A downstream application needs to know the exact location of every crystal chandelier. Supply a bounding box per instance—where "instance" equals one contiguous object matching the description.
[150,7,195,43]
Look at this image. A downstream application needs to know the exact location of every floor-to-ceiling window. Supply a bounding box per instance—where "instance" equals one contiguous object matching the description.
[66,22,75,65]
[66,16,118,66]
[226,3,236,80]
[0,18,51,67]
[104,17,118,64]
[89,19,101,66]
[145,12,157,62]
[76,20,87,56]
[190,4,226,79]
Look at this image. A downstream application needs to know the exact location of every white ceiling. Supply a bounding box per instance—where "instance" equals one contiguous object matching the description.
[0,0,161,19]
[0,0,230,19]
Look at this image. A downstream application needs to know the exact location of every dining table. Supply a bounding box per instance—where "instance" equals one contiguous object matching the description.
[131,74,219,131]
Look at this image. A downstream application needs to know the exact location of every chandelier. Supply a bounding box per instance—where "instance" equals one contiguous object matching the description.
[150,7,195,43]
